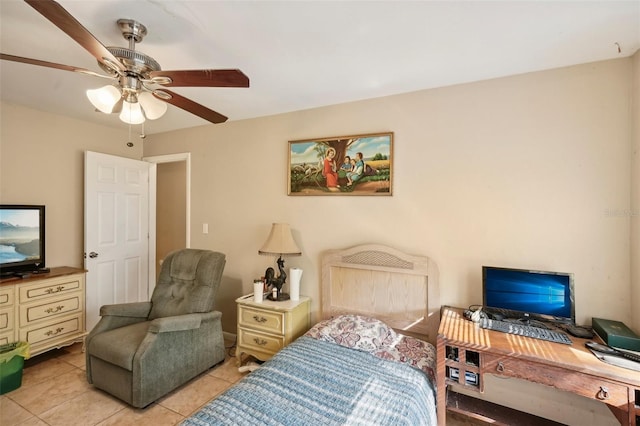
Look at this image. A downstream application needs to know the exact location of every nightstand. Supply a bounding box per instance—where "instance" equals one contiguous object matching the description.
[236,294,310,366]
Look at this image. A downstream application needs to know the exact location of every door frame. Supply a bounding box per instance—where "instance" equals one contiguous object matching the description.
[143,152,191,297]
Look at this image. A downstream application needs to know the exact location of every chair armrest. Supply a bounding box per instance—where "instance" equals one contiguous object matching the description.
[88,302,151,339]
[100,302,151,318]
[149,311,222,333]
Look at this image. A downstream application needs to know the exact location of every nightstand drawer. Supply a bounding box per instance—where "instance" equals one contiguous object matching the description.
[238,327,284,354]
[238,306,285,335]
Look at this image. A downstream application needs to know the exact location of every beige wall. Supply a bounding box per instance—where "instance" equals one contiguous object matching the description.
[632,50,640,332]
[0,103,143,268]
[1,56,635,424]
[143,57,634,425]
[145,58,633,327]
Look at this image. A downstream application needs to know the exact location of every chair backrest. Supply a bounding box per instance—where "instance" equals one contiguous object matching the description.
[148,249,226,320]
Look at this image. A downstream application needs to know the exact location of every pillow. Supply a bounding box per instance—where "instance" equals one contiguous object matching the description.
[305,314,398,352]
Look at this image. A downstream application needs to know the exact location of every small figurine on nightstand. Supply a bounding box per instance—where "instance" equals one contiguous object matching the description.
[265,257,289,301]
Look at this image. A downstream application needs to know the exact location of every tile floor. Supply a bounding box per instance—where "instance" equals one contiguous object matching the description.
[1,341,245,426]
[2,341,474,426]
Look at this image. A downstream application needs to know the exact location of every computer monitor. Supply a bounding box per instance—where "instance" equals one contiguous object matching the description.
[482,265,575,324]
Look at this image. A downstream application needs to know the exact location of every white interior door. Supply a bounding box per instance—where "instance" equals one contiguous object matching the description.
[84,151,154,331]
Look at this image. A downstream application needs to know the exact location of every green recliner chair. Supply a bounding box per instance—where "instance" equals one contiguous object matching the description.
[86,249,226,408]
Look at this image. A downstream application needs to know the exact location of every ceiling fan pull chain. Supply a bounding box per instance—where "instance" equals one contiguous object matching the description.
[140,122,146,140]
[126,122,134,148]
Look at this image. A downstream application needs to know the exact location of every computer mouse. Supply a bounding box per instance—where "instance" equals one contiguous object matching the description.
[562,324,594,338]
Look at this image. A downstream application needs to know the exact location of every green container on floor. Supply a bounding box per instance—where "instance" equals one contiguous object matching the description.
[0,341,30,395]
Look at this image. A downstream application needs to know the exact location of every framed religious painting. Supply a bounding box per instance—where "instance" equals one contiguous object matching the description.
[287,132,393,196]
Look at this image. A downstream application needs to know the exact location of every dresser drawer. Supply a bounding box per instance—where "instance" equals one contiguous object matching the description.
[0,305,14,333]
[18,276,83,302]
[238,327,284,355]
[0,332,13,346]
[19,293,82,326]
[484,354,629,406]
[0,287,14,307]
[19,314,83,347]
[238,306,285,335]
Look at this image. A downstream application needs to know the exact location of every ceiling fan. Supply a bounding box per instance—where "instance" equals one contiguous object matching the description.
[0,0,249,125]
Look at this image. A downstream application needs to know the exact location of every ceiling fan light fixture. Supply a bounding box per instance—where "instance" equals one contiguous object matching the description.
[120,99,145,124]
[138,92,167,120]
[87,85,122,113]
[6,2,250,127]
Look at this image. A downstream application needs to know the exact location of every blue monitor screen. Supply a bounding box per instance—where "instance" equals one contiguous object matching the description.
[482,266,574,323]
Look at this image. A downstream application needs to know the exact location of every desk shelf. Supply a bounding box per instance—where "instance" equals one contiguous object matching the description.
[447,390,564,426]
[444,345,481,390]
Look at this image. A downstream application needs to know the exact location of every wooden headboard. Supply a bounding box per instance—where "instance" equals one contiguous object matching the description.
[321,244,440,344]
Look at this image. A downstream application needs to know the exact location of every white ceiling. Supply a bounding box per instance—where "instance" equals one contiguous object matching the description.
[1,0,639,135]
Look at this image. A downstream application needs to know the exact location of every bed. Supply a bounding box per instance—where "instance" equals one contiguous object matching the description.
[183,244,441,425]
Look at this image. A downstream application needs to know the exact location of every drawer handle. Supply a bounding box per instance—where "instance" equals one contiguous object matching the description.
[45,286,65,294]
[596,386,609,400]
[45,327,64,336]
[496,362,505,373]
[253,338,268,346]
[252,315,267,323]
[45,305,64,314]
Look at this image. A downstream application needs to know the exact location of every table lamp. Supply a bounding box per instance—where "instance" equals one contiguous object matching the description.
[258,223,301,301]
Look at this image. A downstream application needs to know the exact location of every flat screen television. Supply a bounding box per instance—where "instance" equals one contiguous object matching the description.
[482,265,575,324]
[0,204,46,277]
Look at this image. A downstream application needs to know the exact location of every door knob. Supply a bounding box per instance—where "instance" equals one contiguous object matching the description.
[89,252,99,258]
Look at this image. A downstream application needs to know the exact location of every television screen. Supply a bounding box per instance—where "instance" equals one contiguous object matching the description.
[482,265,574,323]
[0,205,46,276]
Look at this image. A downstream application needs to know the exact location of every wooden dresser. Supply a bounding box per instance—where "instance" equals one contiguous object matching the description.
[0,267,87,356]
[236,294,310,366]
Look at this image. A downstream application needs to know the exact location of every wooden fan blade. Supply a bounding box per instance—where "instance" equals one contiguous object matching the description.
[0,53,111,78]
[154,89,228,124]
[149,69,249,88]
[25,0,125,72]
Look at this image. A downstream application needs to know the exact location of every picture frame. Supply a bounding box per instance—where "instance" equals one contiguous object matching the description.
[288,132,393,196]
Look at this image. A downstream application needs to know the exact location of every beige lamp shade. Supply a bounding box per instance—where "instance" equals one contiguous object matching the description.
[87,85,121,113]
[259,223,301,256]
[138,92,168,120]
[119,99,145,125]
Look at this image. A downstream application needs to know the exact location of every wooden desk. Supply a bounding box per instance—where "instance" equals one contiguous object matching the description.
[436,306,640,426]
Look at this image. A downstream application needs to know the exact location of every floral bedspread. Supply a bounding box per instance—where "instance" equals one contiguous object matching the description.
[305,314,437,383]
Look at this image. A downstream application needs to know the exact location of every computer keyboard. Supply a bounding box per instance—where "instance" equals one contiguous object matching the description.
[479,318,573,345]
